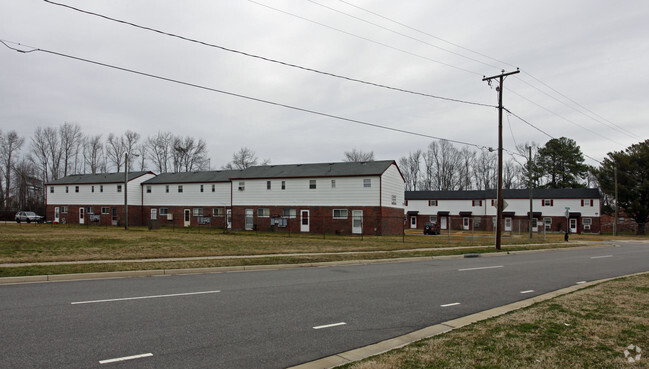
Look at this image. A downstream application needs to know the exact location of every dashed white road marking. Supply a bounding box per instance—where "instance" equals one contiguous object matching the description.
[591,255,613,259]
[99,353,153,364]
[458,265,504,272]
[440,302,461,307]
[520,290,535,294]
[71,290,221,305]
[313,322,347,330]
[576,281,587,284]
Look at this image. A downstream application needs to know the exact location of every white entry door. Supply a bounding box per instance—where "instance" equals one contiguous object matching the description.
[151,208,157,220]
[54,207,60,223]
[410,216,417,229]
[226,209,232,229]
[245,209,254,230]
[505,217,512,232]
[463,217,470,230]
[570,218,578,233]
[352,210,363,234]
[440,216,447,230]
[183,209,191,227]
[79,208,85,225]
[531,218,538,232]
[300,210,310,232]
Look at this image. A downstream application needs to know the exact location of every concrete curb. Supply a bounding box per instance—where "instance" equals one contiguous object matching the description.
[287,270,649,369]
[0,243,616,285]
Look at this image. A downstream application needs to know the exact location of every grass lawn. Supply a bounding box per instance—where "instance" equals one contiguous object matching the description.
[0,223,638,277]
[343,273,649,369]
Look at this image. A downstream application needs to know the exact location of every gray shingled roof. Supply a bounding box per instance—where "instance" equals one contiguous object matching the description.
[143,170,238,184]
[47,171,153,185]
[230,160,397,179]
[406,188,600,200]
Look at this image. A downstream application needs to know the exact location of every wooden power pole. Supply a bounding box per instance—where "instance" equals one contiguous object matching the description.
[483,69,519,250]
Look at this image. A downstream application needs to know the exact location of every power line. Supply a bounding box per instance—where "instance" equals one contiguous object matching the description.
[247,0,484,76]
[42,0,494,108]
[0,39,490,152]
[337,0,517,70]
[306,0,502,70]
[332,1,640,143]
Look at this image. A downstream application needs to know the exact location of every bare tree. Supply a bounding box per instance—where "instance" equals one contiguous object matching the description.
[106,133,126,172]
[398,149,422,191]
[223,147,269,170]
[13,158,42,211]
[0,130,25,208]
[171,136,209,172]
[457,147,476,190]
[425,140,462,191]
[473,148,497,190]
[343,148,374,162]
[59,122,83,177]
[83,134,104,174]
[123,130,141,171]
[146,131,173,173]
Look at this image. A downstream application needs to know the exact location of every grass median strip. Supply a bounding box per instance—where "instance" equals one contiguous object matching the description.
[341,273,649,369]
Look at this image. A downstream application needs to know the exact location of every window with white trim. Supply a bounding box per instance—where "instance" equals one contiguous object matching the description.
[309,180,316,189]
[429,215,437,223]
[238,181,245,191]
[75,186,79,193]
[200,185,204,193]
[165,185,169,193]
[101,207,110,214]
[192,208,203,216]
[212,184,215,192]
[543,199,553,206]
[61,206,68,213]
[472,200,482,207]
[100,185,103,193]
[159,208,169,215]
[146,185,151,193]
[213,208,224,217]
[429,200,437,206]
[117,185,122,193]
[65,186,69,193]
[178,185,183,193]
[544,217,552,230]
[331,179,336,188]
[281,181,286,190]
[363,178,371,188]
[283,208,296,218]
[391,195,397,205]
[50,186,54,193]
[267,181,271,190]
[333,209,348,219]
[257,208,270,217]
[91,186,94,193]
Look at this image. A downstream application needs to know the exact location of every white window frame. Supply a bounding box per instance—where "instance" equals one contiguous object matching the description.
[200,185,204,193]
[333,209,348,219]
[238,181,245,191]
[363,178,371,188]
[165,185,169,193]
[281,181,286,190]
[283,208,296,218]
[50,186,54,193]
[267,181,271,190]
[213,208,224,217]
[212,184,215,192]
[331,179,336,188]
[178,185,183,193]
[429,215,438,223]
[257,208,270,217]
[159,208,169,215]
[146,185,151,193]
[429,200,437,206]
[101,207,110,214]
[117,185,122,193]
[61,206,68,214]
[192,208,203,216]
[309,180,316,189]
[543,199,552,206]
[544,217,552,230]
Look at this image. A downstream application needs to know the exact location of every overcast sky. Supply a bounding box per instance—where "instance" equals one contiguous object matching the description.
[1,0,648,170]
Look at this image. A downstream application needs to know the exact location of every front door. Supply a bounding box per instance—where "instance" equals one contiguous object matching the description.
[410,216,417,229]
[300,210,310,232]
[226,209,232,229]
[570,218,578,233]
[531,218,538,232]
[79,207,85,225]
[245,209,254,230]
[505,217,512,232]
[352,210,363,234]
[54,207,60,223]
[440,216,447,230]
[463,217,470,230]
[151,208,157,220]
[183,209,190,227]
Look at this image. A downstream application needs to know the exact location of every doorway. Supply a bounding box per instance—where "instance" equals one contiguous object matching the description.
[352,210,363,234]
[183,209,190,227]
[300,210,310,232]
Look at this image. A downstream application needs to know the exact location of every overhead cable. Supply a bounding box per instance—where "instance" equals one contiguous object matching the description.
[42,0,493,108]
[0,39,490,152]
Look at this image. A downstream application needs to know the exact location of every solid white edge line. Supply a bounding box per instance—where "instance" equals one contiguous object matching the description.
[520,290,535,294]
[576,281,587,284]
[313,322,347,330]
[99,353,153,364]
[458,265,504,272]
[72,290,220,305]
[440,302,461,307]
[591,255,613,259]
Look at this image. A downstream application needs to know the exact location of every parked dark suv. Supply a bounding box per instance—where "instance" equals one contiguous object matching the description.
[423,222,440,235]
[15,211,44,223]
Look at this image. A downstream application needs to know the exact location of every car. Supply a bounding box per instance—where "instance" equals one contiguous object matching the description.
[15,211,44,224]
[423,222,440,235]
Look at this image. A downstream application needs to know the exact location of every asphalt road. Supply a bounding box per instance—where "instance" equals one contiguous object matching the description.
[1,241,648,369]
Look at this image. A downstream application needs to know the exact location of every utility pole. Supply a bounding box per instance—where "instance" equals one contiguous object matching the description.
[614,166,618,236]
[528,146,533,239]
[483,69,519,250]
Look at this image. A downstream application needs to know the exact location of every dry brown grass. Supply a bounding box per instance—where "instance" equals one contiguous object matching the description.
[344,273,649,369]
